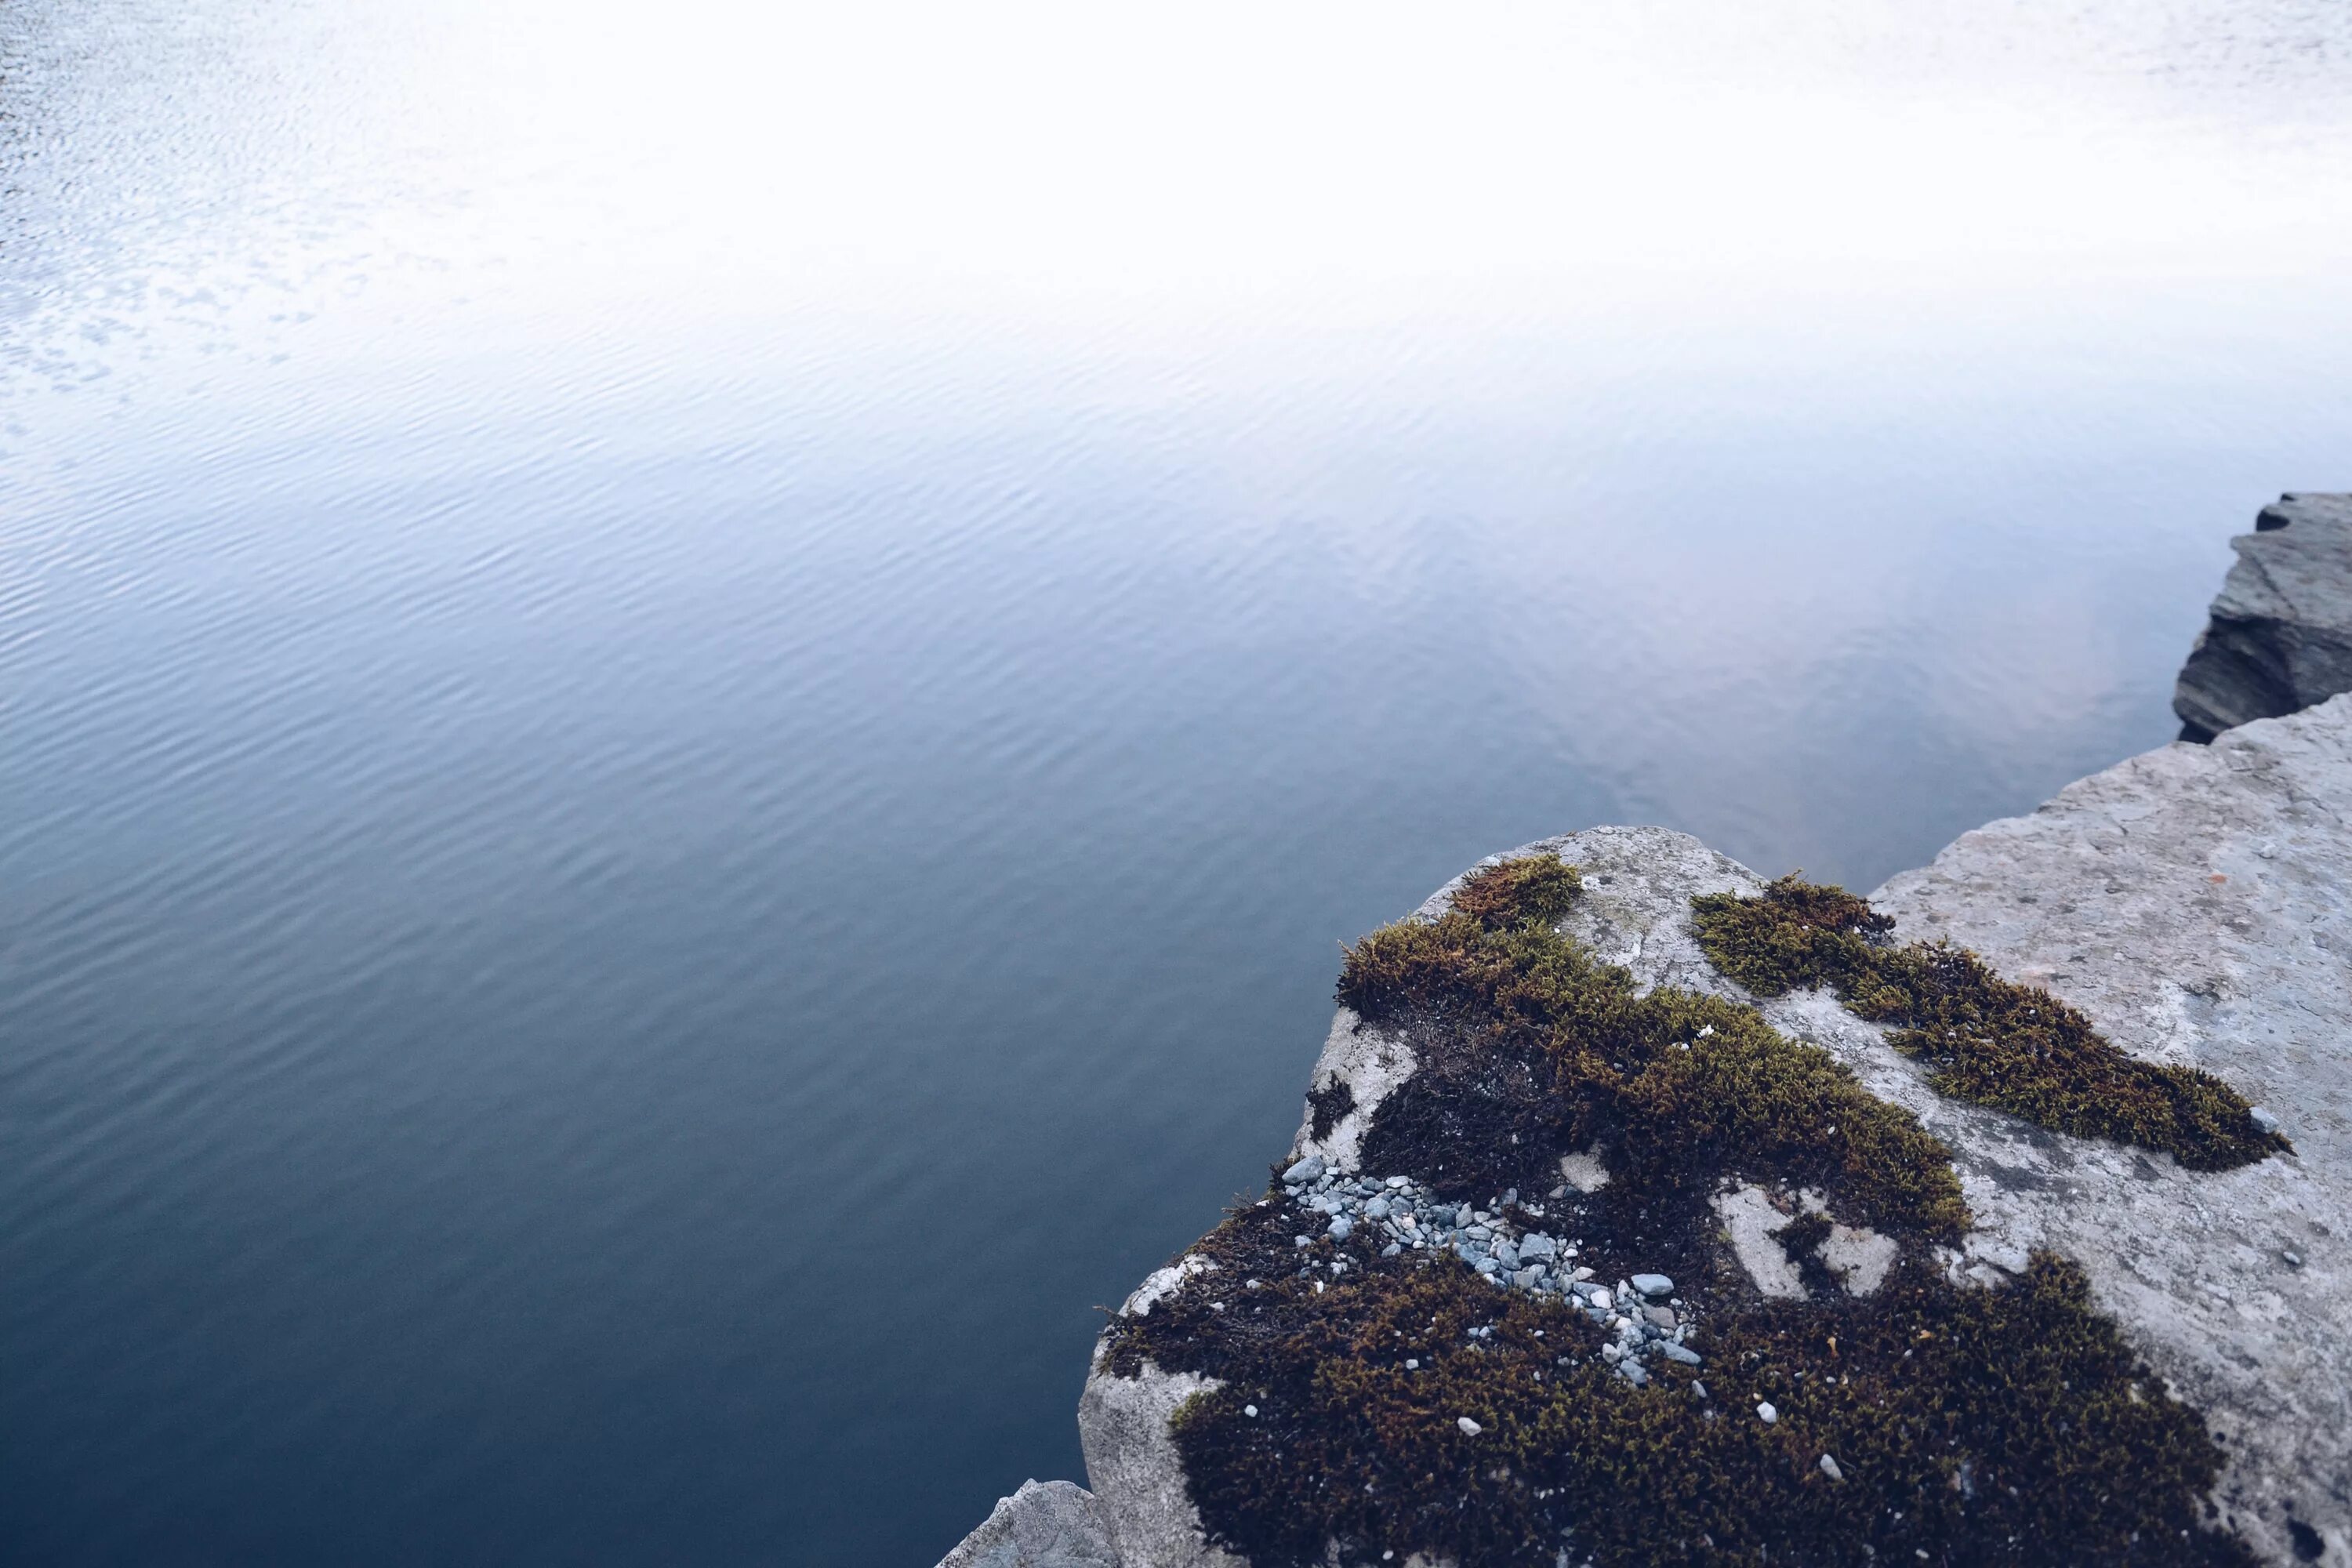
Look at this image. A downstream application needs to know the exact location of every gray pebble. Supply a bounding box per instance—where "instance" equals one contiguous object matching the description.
[2249,1106,2281,1134]
[1690,1380,1709,1401]
[1618,1361,1650,1387]
[1519,1233,1557,1261]
[1381,1242,1403,1258]
[1642,1305,1677,1330]
[1365,1196,1390,1220]
[1631,1273,1673,1298]
[1283,1155,1323,1184]
[1658,1341,1702,1365]
[1327,1216,1354,1241]
[1818,1454,1844,1482]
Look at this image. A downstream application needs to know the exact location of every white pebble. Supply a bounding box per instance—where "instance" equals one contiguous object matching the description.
[1757,1401,1778,1424]
[1819,1454,1843,1481]
[1457,1416,1483,1436]
[1243,1404,1258,1417]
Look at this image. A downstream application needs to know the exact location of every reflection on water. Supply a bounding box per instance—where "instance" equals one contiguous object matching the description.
[2,2,2350,1563]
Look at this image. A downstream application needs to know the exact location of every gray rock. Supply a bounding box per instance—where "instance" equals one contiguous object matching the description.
[1381,1242,1403,1258]
[1077,1357,1243,1568]
[1067,698,2352,1566]
[935,1479,1123,1568]
[1364,1196,1391,1220]
[2251,1106,2282,1135]
[1871,697,2352,1563]
[1630,1273,1674,1298]
[2175,494,2352,740]
[1819,1454,1844,1483]
[1327,1216,1352,1242]
[1519,1233,1558,1261]
[1281,1155,1324,1185]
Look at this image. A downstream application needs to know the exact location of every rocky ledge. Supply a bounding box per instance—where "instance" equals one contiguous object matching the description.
[2176,493,2352,742]
[946,700,2351,1567]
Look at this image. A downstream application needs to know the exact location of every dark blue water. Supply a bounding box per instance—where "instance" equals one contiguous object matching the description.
[5,2,2351,1563]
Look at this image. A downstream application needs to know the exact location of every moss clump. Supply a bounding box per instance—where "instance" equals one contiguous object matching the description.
[1690,877,2287,1170]
[1339,855,1967,1237]
[1109,1203,2248,1568]
[1097,853,2254,1568]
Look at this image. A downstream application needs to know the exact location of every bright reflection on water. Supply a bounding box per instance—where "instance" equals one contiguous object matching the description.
[3,2,2350,1563]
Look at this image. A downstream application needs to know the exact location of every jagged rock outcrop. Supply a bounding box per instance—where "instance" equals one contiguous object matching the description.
[1054,699,2351,1568]
[2175,493,2352,741]
[936,1479,1123,1568]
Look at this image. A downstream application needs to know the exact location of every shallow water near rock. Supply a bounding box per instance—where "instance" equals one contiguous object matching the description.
[3,2,2351,1564]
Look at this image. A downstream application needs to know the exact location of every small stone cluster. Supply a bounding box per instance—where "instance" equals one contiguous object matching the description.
[1279,1154,1703,1387]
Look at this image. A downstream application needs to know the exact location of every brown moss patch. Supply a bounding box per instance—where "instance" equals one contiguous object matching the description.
[1690,877,2287,1170]
[1107,1209,2249,1568]
[1341,855,1968,1237]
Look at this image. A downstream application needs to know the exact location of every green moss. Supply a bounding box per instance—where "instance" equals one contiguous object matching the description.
[1690,876,2287,1170]
[1099,855,2252,1568]
[1339,855,1967,1237]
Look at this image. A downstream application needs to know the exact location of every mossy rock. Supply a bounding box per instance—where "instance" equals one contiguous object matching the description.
[1091,845,2257,1568]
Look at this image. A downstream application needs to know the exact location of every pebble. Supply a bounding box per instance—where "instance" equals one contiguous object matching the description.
[1756,1402,1778,1424]
[1274,1166,1706,1380]
[2249,1106,2281,1134]
[1618,1361,1650,1387]
[1689,1381,1709,1402]
[1818,1454,1843,1482]
[1457,1416,1483,1436]
[1244,1404,1258,1417]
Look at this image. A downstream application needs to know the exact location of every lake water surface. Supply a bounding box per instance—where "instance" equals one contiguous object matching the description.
[5,3,2350,1563]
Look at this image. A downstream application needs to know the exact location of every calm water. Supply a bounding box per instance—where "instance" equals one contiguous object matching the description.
[4,2,2350,1563]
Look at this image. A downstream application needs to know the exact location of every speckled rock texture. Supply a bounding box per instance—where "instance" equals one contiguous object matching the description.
[1076,1345,1242,1568]
[1874,694,2352,1565]
[937,1479,1124,1568]
[2175,493,2352,741]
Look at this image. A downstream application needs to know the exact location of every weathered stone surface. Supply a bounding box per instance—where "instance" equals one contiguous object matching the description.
[2175,492,2352,741]
[1013,696,2352,1567]
[1121,699,2350,1563]
[1874,694,2352,1564]
[1076,1350,1241,1568]
[937,1479,1123,1568]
